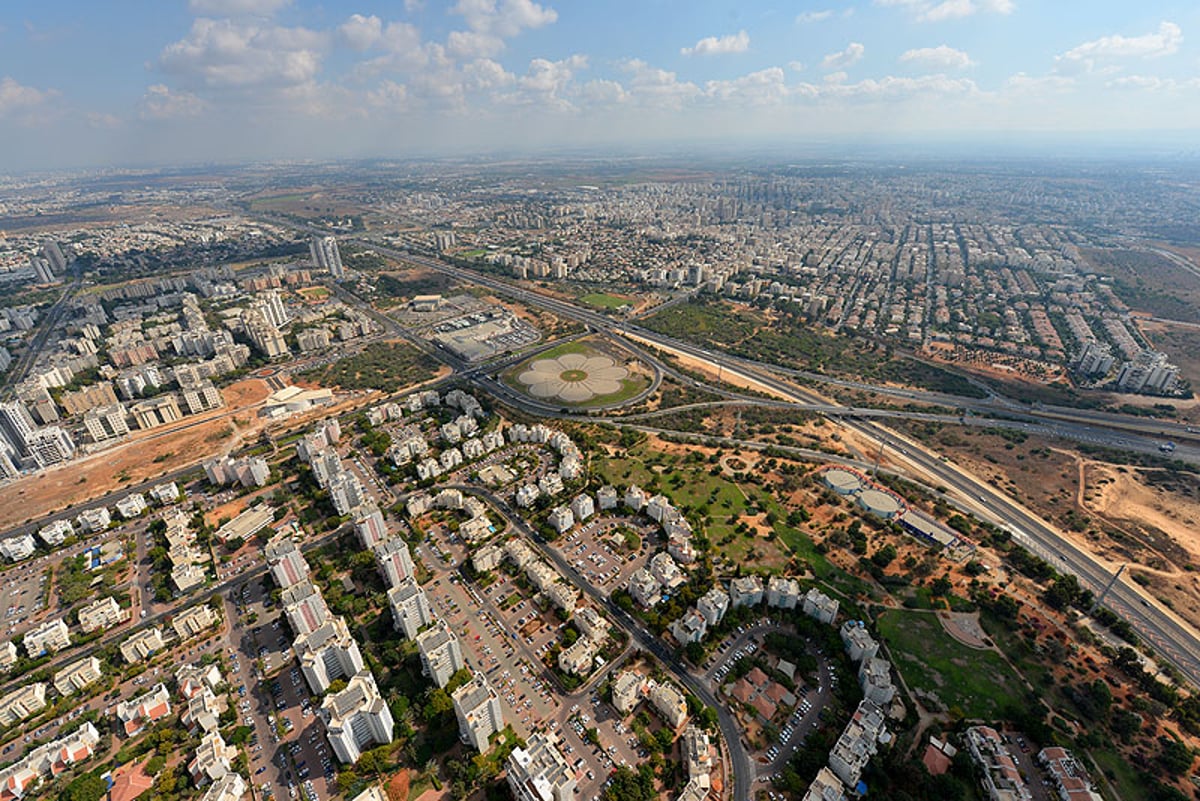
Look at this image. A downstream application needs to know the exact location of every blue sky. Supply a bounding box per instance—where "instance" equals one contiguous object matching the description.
[2,1,1199,170]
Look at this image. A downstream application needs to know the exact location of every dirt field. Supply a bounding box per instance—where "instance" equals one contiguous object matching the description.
[0,379,273,528]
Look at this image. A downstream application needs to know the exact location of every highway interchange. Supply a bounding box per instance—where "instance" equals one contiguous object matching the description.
[348,239,1200,693]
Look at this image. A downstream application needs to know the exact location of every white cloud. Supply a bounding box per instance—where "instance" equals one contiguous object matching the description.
[188,0,291,16]
[139,84,207,119]
[338,14,383,52]
[619,59,702,109]
[447,29,505,59]
[788,61,806,72]
[159,19,327,90]
[580,79,627,105]
[513,54,587,109]
[821,42,864,70]
[366,80,409,109]
[1004,72,1074,93]
[796,10,834,24]
[453,0,557,37]
[1105,75,1200,91]
[1058,22,1182,71]
[815,72,978,99]
[704,67,789,105]
[900,45,973,70]
[0,76,55,117]
[875,0,1013,22]
[681,30,750,57]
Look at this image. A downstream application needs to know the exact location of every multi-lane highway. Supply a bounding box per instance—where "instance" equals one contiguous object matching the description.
[354,241,1200,688]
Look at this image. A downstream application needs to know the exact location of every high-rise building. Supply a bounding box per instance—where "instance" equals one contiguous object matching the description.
[295,617,365,695]
[453,674,505,753]
[354,504,389,550]
[241,309,289,359]
[506,733,576,801]
[83,404,130,443]
[374,536,415,588]
[30,257,56,285]
[321,671,394,764]
[310,236,344,279]
[255,290,290,329]
[26,426,76,468]
[388,577,433,638]
[0,402,36,455]
[42,240,68,275]
[416,620,464,688]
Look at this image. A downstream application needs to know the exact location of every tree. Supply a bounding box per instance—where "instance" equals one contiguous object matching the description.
[1159,738,1195,777]
[931,574,953,597]
[60,774,107,801]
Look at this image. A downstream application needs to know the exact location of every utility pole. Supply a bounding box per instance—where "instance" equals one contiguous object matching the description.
[1093,563,1128,611]
[872,439,886,477]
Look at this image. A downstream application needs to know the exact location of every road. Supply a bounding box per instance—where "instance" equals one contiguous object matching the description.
[349,242,1200,689]
[450,484,756,801]
[1,273,81,398]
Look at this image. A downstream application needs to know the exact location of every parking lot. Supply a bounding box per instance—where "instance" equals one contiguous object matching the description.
[0,562,48,637]
[550,515,658,597]
[704,622,837,779]
[227,576,335,801]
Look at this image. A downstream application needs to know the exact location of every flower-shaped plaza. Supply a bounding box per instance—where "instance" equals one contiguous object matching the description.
[515,352,630,403]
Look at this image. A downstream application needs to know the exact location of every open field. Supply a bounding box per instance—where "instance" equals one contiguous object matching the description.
[642,298,987,398]
[578,292,632,309]
[1083,247,1200,324]
[1137,318,1200,389]
[0,379,271,529]
[298,340,444,394]
[876,609,1027,719]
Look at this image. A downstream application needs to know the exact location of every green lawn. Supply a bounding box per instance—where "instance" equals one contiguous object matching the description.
[1088,748,1148,801]
[876,609,1027,719]
[579,292,630,309]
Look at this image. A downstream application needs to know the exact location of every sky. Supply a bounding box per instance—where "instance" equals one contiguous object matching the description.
[2,0,1200,170]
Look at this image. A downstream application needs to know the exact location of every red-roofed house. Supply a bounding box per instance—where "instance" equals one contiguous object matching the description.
[108,760,155,801]
[116,684,172,737]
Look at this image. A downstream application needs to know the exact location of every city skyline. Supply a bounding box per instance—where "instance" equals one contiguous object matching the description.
[2,1,1200,170]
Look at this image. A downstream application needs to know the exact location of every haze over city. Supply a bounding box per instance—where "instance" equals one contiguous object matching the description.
[3,1,1200,169]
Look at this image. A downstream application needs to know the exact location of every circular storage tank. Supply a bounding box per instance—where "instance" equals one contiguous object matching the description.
[823,468,863,495]
[857,488,901,519]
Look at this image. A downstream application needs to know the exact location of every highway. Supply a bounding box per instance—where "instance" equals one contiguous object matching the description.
[1,273,81,398]
[357,241,1200,688]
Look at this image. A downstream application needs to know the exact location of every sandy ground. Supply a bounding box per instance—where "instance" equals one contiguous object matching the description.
[1084,463,1200,563]
[0,378,377,531]
[624,333,802,402]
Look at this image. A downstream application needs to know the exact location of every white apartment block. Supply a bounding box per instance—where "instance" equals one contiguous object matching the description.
[729,575,764,608]
[53,656,103,696]
[78,596,125,633]
[0,683,47,726]
[322,672,395,764]
[282,580,331,637]
[506,732,576,801]
[22,618,70,657]
[173,605,219,641]
[295,617,365,696]
[388,577,433,639]
[416,620,465,689]
[120,626,166,663]
[374,537,415,589]
[453,674,505,753]
[0,534,37,562]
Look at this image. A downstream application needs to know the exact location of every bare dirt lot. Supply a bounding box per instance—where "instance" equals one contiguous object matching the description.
[0,379,273,528]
